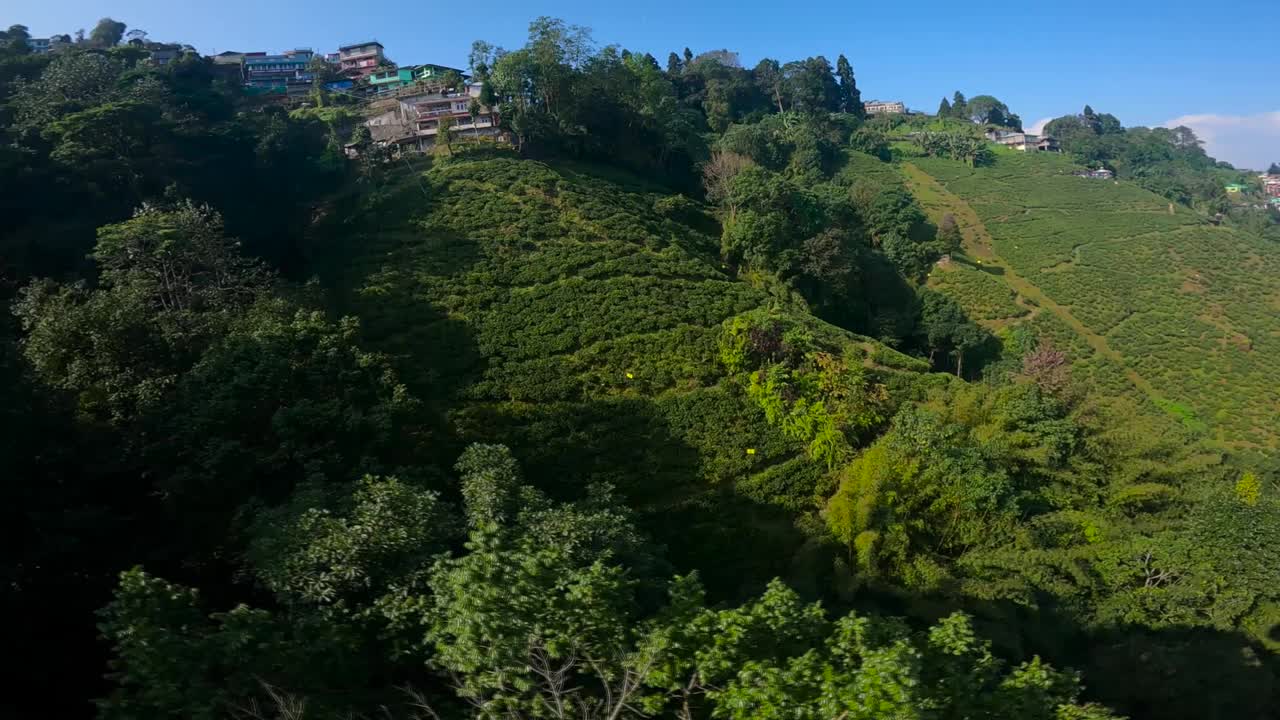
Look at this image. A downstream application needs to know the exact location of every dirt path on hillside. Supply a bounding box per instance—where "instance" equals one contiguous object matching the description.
[901,163,1166,404]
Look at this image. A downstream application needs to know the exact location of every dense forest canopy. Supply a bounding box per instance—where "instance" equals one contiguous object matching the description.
[3,14,1280,720]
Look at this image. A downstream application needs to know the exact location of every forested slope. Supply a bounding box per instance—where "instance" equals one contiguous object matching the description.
[314,152,936,594]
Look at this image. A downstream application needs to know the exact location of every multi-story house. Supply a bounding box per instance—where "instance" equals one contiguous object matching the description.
[1263,177,1280,198]
[369,66,417,92]
[369,64,467,95]
[243,49,316,93]
[864,100,906,115]
[986,130,1059,152]
[338,41,384,77]
[413,87,494,138]
[365,84,499,150]
[26,37,51,53]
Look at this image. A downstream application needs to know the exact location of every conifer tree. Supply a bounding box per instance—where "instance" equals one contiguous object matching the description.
[938,97,952,117]
[667,51,682,75]
[951,91,968,120]
[835,54,865,118]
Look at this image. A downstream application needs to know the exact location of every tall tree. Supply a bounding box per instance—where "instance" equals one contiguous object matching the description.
[666,50,682,76]
[3,24,32,54]
[835,54,864,118]
[966,95,1012,125]
[937,96,951,117]
[683,46,693,64]
[752,58,785,113]
[782,56,839,115]
[89,17,127,48]
[951,91,968,120]
[1268,162,1280,175]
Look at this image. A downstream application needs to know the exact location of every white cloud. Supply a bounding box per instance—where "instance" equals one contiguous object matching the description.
[1027,117,1053,136]
[1163,111,1280,170]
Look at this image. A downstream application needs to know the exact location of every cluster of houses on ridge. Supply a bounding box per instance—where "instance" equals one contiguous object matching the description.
[205,41,503,150]
[207,41,502,149]
[1236,175,1280,207]
[25,34,501,150]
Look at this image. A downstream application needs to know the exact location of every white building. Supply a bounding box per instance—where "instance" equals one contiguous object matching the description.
[864,100,906,115]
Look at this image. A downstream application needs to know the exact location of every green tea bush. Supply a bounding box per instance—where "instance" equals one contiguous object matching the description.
[911,152,1280,449]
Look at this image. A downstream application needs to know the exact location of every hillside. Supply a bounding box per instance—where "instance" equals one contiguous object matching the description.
[907,149,1280,451]
[315,152,936,594]
[8,18,1280,720]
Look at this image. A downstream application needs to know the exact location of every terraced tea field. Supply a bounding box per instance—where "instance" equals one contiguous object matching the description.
[313,154,937,591]
[910,151,1280,450]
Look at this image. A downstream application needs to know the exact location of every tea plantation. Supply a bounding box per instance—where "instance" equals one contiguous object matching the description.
[911,151,1280,450]
[316,153,937,592]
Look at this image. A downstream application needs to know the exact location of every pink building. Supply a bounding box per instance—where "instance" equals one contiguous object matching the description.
[338,41,384,78]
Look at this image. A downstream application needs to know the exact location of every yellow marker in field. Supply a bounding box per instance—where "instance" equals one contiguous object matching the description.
[626,372,634,379]
[746,448,756,455]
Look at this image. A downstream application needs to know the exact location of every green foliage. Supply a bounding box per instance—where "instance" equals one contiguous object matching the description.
[7,17,1279,720]
[912,130,993,166]
[97,568,381,720]
[1045,109,1231,212]
[720,310,891,468]
[914,150,1280,449]
[248,476,448,606]
[651,582,1116,720]
[915,287,991,375]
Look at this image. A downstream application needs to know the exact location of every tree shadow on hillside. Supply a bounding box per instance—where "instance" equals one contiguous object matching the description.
[449,395,817,603]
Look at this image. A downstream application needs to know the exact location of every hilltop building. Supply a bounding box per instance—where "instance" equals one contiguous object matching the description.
[1263,176,1280,198]
[338,41,385,78]
[147,47,179,66]
[986,130,1059,152]
[864,100,906,115]
[241,49,318,97]
[26,37,51,53]
[1073,168,1114,180]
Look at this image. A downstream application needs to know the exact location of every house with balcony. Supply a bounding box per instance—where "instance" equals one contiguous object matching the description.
[243,49,316,93]
[338,41,385,78]
[26,37,51,54]
[986,130,1059,152]
[364,84,500,151]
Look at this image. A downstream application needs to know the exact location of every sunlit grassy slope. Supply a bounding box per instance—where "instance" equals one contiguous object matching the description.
[910,150,1280,450]
[316,152,936,595]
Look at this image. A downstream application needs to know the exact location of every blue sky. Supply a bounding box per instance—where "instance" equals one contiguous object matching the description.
[11,0,1279,168]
